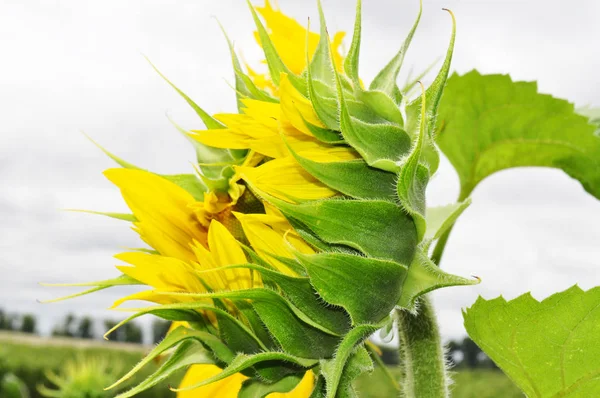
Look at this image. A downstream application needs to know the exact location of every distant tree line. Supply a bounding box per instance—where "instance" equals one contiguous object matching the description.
[0,309,37,334]
[379,337,497,370]
[0,309,171,344]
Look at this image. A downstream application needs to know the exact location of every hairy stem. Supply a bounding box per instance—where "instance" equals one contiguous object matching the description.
[397,298,448,398]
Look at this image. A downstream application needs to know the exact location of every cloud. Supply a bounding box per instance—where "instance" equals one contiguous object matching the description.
[1,0,599,341]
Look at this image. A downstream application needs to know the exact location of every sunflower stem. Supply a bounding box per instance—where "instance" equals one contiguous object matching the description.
[396,297,448,398]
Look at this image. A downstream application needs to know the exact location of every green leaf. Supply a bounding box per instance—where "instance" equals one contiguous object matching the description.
[173,352,317,392]
[398,248,479,309]
[264,196,417,264]
[284,142,397,201]
[424,199,471,243]
[39,275,141,303]
[106,326,235,391]
[238,373,305,398]
[294,252,407,325]
[368,0,422,104]
[578,106,600,132]
[321,325,377,398]
[464,285,600,398]
[114,340,214,398]
[437,71,600,199]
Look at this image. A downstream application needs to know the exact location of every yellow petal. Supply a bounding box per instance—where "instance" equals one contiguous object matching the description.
[115,252,205,293]
[237,157,337,202]
[279,73,325,136]
[246,63,278,95]
[177,364,246,398]
[297,146,360,163]
[111,289,178,308]
[189,128,250,150]
[269,370,315,397]
[254,1,345,75]
[234,211,314,276]
[104,168,208,262]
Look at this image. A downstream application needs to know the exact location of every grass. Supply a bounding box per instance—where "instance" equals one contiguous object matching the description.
[0,335,181,398]
[0,333,522,397]
[354,367,523,397]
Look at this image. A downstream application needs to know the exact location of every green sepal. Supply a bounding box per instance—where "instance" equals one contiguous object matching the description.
[250,294,341,359]
[284,141,397,201]
[322,327,377,398]
[235,303,278,351]
[405,9,456,174]
[368,0,422,104]
[343,0,362,85]
[302,117,344,144]
[424,199,471,243]
[215,309,266,356]
[305,1,339,130]
[397,248,479,309]
[238,373,305,398]
[217,20,278,110]
[338,110,410,172]
[166,289,342,358]
[295,252,408,325]
[359,90,404,126]
[246,0,305,93]
[106,326,235,391]
[64,209,136,222]
[261,195,418,264]
[39,274,141,304]
[333,61,411,170]
[107,302,265,351]
[114,340,214,398]
[86,135,210,200]
[173,352,317,392]
[221,263,351,335]
[335,347,374,398]
[146,59,247,160]
[397,87,430,241]
[146,57,250,193]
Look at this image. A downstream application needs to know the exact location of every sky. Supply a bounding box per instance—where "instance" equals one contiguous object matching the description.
[1,0,599,342]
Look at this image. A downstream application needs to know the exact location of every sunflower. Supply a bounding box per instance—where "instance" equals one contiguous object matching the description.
[47,0,471,396]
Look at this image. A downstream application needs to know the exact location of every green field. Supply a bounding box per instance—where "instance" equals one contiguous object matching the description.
[0,334,521,397]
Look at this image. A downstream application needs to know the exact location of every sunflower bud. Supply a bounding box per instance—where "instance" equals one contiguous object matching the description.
[47,1,478,397]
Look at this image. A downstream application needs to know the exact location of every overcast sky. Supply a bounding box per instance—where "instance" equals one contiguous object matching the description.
[1,0,599,341]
